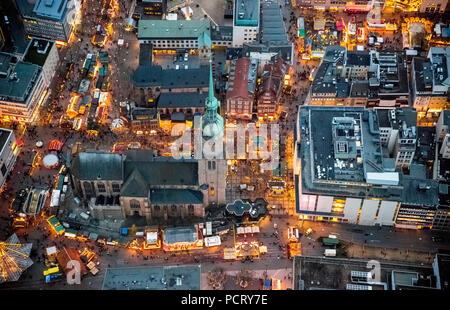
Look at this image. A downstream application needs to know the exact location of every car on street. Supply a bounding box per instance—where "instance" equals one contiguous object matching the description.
[184,53,188,61]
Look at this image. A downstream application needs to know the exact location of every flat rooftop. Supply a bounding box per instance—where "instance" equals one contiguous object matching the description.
[260,1,289,45]
[0,61,41,104]
[102,265,201,290]
[293,256,435,290]
[234,0,259,27]
[138,19,210,40]
[33,0,69,20]
[297,106,439,205]
[23,39,54,67]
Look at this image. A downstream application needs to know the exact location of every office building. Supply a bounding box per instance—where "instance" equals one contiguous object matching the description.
[232,0,260,47]
[294,106,439,229]
[15,0,81,43]
[0,38,58,122]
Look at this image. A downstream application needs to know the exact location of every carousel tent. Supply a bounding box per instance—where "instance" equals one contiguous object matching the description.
[0,234,33,283]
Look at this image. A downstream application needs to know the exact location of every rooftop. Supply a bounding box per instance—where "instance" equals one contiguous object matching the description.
[346,51,370,67]
[226,57,253,100]
[311,47,410,99]
[71,151,123,181]
[23,39,54,67]
[297,106,438,205]
[293,256,435,290]
[0,59,41,104]
[260,1,289,45]
[132,65,209,89]
[149,188,203,204]
[102,265,201,290]
[234,0,259,27]
[33,0,69,20]
[412,57,433,94]
[428,46,450,88]
[163,227,198,245]
[158,92,208,108]
[138,19,210,40]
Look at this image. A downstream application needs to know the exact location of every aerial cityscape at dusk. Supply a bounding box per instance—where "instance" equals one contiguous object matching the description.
[0,0,449,295]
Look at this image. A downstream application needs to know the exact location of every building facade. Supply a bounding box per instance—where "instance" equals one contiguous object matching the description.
[16,0,81,43]
[0,38,58,122]
[232,0,260,47]
[0,128,19,190]
[226,57,255,120]
[257,56,287,119]
[137,19,212,50]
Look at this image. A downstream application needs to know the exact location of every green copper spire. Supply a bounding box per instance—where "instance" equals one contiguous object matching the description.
[202,59,224,139]
[206,59,218,110]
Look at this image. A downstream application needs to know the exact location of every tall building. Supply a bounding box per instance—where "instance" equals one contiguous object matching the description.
[202,61,224,140]
[69,149,227,220]
[412,47,450,126]
[294,106,439,229]
[225,57,256,120]
[0,38,58,122]
[0,128,19,190]
[232,0,260,47]
[15,0,81,43]
[376,108,418,169]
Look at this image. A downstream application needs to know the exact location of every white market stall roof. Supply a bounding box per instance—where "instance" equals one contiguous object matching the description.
[204,236,221,247]
[46,246,57,256]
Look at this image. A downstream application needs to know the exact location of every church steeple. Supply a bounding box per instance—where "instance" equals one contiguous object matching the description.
[202,59,224,139]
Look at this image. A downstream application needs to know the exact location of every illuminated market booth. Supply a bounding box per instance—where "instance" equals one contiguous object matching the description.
[162,226,203,252]
[143,229,161,250]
